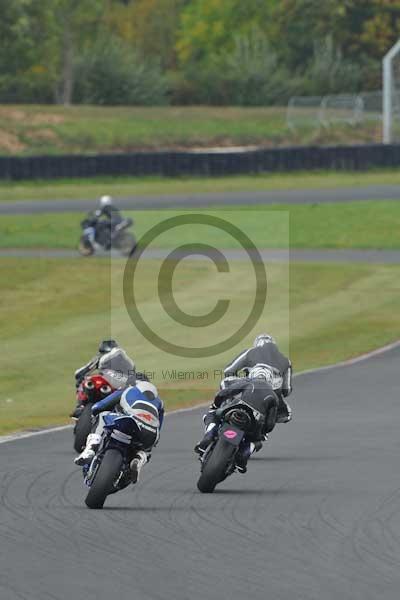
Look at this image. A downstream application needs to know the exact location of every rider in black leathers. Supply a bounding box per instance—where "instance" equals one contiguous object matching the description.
[223,333,293,423]
[195,364,279,473]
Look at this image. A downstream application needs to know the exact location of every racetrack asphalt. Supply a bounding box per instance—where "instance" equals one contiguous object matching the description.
[1,247,400,263]
[1,343,400,600]
[1,183,400,214]
[3,184,400,263]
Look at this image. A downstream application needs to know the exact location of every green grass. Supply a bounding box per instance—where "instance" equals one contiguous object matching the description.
[0,104,381,156]
[1,169,400,203]
[2,200,400,250]
[1,256,400,435]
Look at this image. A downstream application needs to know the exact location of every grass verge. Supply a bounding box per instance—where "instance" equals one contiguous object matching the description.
[1,257,399,435]
[2,201,400,250]
[0,105,381,156]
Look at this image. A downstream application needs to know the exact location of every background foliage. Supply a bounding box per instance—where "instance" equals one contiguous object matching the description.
[1,0,400,105]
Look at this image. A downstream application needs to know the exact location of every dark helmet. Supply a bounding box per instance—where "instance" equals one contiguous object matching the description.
[98,339,119,354]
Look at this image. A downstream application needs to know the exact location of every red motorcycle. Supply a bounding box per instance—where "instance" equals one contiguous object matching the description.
[73,374,115,453]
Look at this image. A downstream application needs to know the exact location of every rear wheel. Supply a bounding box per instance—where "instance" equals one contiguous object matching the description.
[197,438,236,494]
[114,231,136,256]
[85,449,123,509]
[73,404,92,453]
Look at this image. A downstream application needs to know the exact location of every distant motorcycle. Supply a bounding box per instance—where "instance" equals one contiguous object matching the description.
[82,413,149,509]
[73,375,115,453]
[78,213,137,256]
[197,395,273,494]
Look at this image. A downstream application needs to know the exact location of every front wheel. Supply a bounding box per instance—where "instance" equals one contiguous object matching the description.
[197,438,236,494]
[73,404,93,453]
[114,232,137,256]
[85,449,123,509]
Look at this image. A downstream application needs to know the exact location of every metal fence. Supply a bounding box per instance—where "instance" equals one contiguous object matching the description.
[287,91,382,130]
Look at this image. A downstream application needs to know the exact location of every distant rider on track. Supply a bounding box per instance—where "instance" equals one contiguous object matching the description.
[82,195,131,250]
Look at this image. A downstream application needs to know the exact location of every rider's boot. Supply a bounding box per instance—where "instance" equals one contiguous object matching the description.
[70,403,84,419]
[236,440,262,473]
[235,442,253,474]
[194,422,217,455]
[130,451,148,484]
[74,433,101,466]
[253,440,263,452]
[254,433,269,453]
[276,397,292,423]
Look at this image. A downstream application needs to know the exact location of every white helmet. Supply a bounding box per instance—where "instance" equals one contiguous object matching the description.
[254,333,276,347]
[99,195,113,208]
[248,364,274,384]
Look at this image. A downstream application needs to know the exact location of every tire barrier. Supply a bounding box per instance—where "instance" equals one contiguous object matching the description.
[1,143,400,180]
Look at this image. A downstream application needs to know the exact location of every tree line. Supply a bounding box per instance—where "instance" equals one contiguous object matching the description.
[1,0,400,106]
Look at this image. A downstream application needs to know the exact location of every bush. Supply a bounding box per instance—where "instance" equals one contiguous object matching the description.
[173,28,302,106]
[302,37,362,96]
[222,29,302,105]
[0,67,54,104]
[74,35,169,106]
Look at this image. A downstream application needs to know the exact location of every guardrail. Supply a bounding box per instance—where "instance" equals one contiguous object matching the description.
[1,144,400,180]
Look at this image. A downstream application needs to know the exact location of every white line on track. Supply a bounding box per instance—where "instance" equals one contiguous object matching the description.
[1,338,399,445]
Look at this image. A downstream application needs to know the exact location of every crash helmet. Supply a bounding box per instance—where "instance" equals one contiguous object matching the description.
[99,195,113,208]
[98,339,119,354]
[254,333,276,347]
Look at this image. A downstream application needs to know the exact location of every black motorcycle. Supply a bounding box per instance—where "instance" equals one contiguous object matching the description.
[197,396,273,493]
[78,213,137,257]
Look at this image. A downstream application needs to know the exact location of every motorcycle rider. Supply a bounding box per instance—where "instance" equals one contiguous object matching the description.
[71,340,134,418]
[96,195,124,227]
[74,339,119,386]
[195,364,279,473]
[75,364,164,484]
[224,333,293,424]
[82,195,130,250]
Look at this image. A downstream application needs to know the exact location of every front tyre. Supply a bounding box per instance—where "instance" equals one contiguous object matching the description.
[73,404,92,453]
[197,438,236,494]
[85,449,123,509]
[115,232,137,256]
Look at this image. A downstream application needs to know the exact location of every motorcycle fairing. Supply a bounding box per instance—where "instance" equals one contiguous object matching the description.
[103,413,142,438]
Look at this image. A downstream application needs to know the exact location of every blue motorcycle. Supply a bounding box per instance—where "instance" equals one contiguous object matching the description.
[83,413,145,509]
